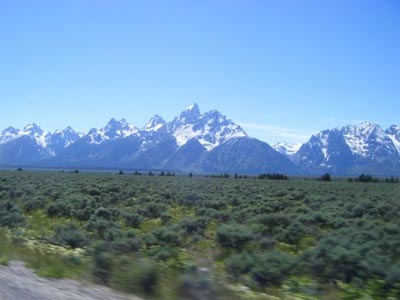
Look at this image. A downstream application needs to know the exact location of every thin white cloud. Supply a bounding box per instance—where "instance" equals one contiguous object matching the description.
[239,122,313,144]
[322,118,378,128]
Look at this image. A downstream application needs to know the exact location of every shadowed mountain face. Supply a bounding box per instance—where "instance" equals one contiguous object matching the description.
[0,104,296,174]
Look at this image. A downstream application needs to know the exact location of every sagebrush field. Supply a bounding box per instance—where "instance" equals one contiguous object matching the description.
[0,170,399,299]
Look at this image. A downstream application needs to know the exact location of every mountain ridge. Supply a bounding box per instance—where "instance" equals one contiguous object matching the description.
[1,106,399,175]
[276,122,400,175]
[0,104,295,174]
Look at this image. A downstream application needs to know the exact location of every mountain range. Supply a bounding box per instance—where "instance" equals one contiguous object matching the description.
[274,122,400,176]
[1,104,399,176]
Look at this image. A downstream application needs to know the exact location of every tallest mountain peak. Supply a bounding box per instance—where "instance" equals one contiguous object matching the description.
[181,103,200,119]
[185,103,199,111]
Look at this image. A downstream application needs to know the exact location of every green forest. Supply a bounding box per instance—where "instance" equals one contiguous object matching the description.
[0,170,399,300]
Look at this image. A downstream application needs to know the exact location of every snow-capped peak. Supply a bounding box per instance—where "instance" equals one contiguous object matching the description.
[143,114,166,132]
[2,126,19,134]
[22,123,44,135]
[87,118,138,144]
[185,103,200,113]
[169,104,247,151]
[47,126,82,150]
[387,125,400,132]
[341,122,387,157]
[105,118,137,135]
[0,123,53,158]
[54,126,77,135]
[103,118,131,133]
[273,142,302,156]
[20,123,49,148]
[178,103,201,122]
[0,127,21,144]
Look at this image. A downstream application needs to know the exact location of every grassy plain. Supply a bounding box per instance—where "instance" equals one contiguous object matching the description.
[0,170,399,299]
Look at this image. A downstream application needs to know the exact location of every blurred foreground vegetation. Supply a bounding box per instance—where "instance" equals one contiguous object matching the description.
[0,170,400,299]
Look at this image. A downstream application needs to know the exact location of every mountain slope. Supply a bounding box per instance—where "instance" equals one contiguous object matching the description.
[293,129,354,174]
[292,122,400,175]
[0,135,51,165]
[386,125,400,155]
[164,138,207,171]
[46,127,82,155]
[201,137,298,174]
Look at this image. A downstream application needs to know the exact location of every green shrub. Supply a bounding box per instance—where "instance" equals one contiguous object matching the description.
[114,258,159,296]
[22,196,47,212]
[91,242,113,284]
[150,227,182,246]
[179,269,216,300]
[53,223,88,248]
[216,224,253,249]
[0,201,25,228]
[123,212,143,228]
[251,250,294,286]
[179,217,208,236]
[225,252,256,279]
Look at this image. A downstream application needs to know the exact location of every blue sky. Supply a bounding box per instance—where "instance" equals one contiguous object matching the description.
[1,0,399,144]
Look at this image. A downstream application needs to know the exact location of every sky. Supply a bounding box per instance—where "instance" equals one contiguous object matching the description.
[1,0,399,144]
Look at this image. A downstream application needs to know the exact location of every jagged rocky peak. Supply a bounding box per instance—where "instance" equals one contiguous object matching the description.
[203,109,226,124]
[54,126,77,135]
[315,128,342,143]
[46,126,82,152]
[87,128,98,135]
[51,126,81,140]
[99,118,138,139]
[201,110,247,140]
[341,122,389,157]
[179,103,201,121]
[0,126,21,144]
[105,118,129,129]
[2,126,19,134]
[143,114,166,131]
[19,123,50,148]
[170,104,247,150]
[341,122,382,138]
[23,123,44,135]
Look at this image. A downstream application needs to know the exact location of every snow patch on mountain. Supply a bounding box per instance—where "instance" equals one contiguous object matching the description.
[311,130,333,160]
[2,104,400,175]
[388,136,400,155]
[143,115,166,132]
[0,123,85,157]
[0,127,21,144]
[88,118,139,144]
[273,142,302,156]
[47,127,83,153]
[169,104,247,150]
[173,124,198,147]
[386,125,400,154]
[341,122,383,157]
[17,123,49,148]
